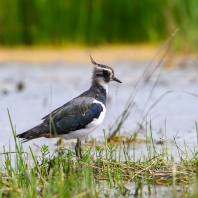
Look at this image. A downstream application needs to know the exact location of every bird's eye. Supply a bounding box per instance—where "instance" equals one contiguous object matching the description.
[103,70,110,77]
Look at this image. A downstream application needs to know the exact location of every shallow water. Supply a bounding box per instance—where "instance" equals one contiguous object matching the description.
[0,61,198,154]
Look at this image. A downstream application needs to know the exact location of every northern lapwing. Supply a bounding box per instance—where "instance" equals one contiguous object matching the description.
[17,56,122,158]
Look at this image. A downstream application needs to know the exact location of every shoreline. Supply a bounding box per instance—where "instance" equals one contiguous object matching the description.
[0,45,197,64]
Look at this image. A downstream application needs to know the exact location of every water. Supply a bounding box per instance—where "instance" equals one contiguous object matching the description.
[0,61,198,153]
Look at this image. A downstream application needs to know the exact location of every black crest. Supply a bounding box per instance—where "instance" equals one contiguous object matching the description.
[90,55,110,69]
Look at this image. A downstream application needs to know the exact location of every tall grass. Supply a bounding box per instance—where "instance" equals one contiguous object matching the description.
[1,114,198,197]
[0,0,197,50]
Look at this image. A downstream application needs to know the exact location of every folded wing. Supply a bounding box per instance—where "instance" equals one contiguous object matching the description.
[17,97,103,141]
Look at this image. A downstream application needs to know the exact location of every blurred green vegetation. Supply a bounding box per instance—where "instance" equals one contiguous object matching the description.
[0,0,197,50]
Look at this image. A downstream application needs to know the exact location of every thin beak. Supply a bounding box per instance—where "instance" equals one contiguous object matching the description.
[113,77,122,83]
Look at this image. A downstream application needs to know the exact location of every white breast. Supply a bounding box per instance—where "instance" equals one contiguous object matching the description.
[58,100,106,140]
[90,100,106,127]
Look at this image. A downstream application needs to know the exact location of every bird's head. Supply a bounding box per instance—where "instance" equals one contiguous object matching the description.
[90,56,122,85]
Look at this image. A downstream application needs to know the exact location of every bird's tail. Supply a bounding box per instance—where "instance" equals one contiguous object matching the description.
[16,131,30,143]
[17,123,51,142]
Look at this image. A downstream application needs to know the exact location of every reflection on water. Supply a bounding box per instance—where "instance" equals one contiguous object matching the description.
[0,62,198,153]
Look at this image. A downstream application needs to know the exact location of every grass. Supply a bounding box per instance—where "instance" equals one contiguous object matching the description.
[0,114,198,197]
[0,0,198,51]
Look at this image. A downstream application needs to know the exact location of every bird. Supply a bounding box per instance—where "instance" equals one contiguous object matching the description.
[17,56,122,158]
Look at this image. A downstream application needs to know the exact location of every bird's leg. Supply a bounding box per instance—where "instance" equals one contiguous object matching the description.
[79,140,82,159]
[75,138,82,158]
[75,139,79,157]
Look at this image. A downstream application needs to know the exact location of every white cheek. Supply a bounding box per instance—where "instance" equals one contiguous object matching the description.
[97,77,108,94]
[99,81,108,95]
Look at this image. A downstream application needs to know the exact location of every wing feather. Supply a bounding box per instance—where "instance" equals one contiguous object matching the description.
[17,97,103,140]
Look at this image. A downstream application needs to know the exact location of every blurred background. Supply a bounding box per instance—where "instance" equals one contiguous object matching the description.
[0,0,198,153]
[0,0,197,50]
